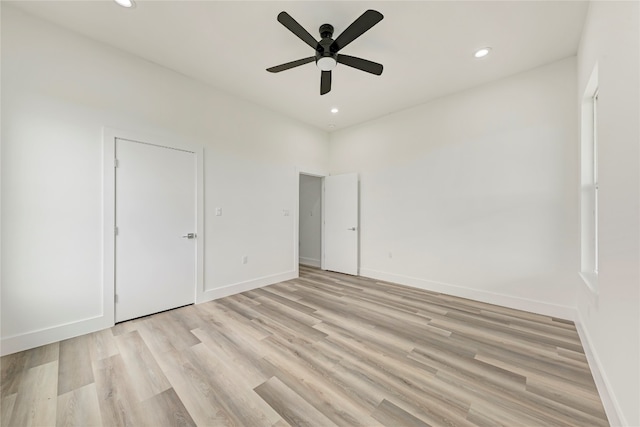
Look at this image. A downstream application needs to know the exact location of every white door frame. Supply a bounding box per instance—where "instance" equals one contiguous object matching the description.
[294,168,327,277]
[103,127,204,325]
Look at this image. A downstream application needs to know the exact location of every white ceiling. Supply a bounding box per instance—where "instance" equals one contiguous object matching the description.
[8,1,588,131]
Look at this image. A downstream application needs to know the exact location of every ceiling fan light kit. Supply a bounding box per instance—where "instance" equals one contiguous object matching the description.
[317,56,337,71]
[267,10,384,95]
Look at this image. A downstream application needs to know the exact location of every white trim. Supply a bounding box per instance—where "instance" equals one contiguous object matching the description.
[196,270,297,303]
[579,271,599,296]
[360,268,575,320]
[1,315,110,356]
[299,257,321,268]
[574,310,625,426]
[102,128,117,328]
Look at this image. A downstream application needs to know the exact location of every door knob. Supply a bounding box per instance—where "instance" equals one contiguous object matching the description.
[347,227,357,231]
[182,233,197,239]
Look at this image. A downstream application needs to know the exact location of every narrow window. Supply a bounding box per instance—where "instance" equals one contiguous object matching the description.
[592,90,598,274]
[580,65,599,292]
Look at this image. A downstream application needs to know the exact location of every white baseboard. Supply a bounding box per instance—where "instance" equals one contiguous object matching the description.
[1,314,111,356]
[360,268,575,320]
[2,270,298,356]
[574,310,625,426]
[197,270,297,304]
[299,257,321,268]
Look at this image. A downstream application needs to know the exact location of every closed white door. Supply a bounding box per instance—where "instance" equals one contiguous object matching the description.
[115,138,196,322]
[324,173,359,275]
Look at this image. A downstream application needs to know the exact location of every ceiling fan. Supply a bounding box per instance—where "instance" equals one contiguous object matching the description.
[267,10,384,95]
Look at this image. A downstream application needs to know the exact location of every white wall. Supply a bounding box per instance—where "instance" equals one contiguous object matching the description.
[576,2,639,425]
[299,174,322,267]
[0,6,329,354]
[329,58,579,319]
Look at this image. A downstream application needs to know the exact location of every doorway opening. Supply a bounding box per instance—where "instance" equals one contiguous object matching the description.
[296,171,360,276]
[298,174,323,268]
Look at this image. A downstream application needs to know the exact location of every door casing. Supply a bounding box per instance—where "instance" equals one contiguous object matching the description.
[295,169,359,277]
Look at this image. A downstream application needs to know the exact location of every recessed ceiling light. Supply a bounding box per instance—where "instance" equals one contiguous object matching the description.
[474,47,491,58]
[331,108,339,114]
[114,0,135,8]
[328,124,336,129]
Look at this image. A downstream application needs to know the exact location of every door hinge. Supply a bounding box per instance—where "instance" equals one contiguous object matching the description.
[115,226,119,236]
[115,294,118,303]
[114,159,119,168]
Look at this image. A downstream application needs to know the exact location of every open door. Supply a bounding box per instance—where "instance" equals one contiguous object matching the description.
[323,173,359,275]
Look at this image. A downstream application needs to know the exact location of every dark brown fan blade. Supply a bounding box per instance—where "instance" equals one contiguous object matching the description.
[330,10,383,53]
[277,12,321,52]
[320,70,331,95]
[337,54,383,75]
[267,57,315,73]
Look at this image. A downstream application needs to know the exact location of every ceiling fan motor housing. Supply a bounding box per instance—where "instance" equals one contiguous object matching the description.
[316,25,337,70]
[319,24,334,39]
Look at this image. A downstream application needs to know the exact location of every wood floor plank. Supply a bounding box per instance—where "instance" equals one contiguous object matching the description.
[1,351,27,398]
[115,330,171,402]
[25,342,60,369]
[196,302,271,354]
[56,382,103,427]
[250,300,329,342]
[254,376,337,427]
[186,343,283,426]
[153,347,237,427]
[138,387,196,427]
[8,360,58,427]
[371,399,432,427]
[191,327,271,389]
[215,296,263,320]
[466,401,551,427]
[1,393,17,427]
[136,311,200,356]
[262,329,386,413]
[258,356,384,427]
[110,317,144,336]
[527,379,607,425]
[195,300,272,342]
[1,266,609,426]
[314,328,475,427]
[253,293,321,327]
[88,329,119,362]
[58,334,94,396]
[92,354,145,427]
[251,287,318,314]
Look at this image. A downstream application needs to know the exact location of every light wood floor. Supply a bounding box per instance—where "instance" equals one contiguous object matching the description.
[2,266,609,426]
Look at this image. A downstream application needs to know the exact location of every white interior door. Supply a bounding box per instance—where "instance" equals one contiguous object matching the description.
[115,138,196,322]
[324,173,359,275]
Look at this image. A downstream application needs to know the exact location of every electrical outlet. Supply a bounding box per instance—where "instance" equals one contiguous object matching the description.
[215,207,222,216]
[388,252,393,259]
[283,209,290,216]
[242,255,248,264]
